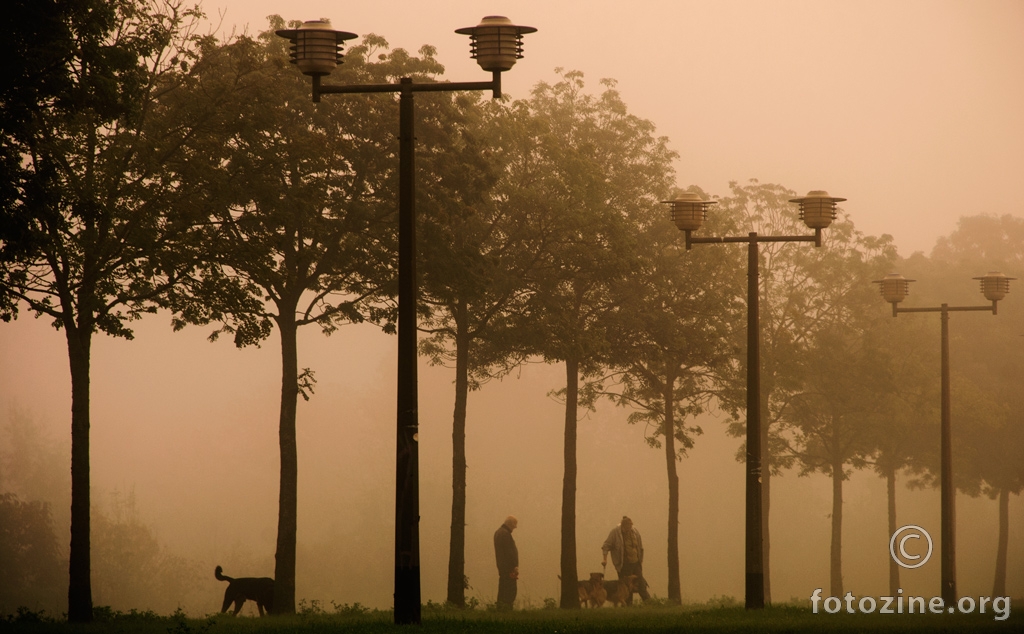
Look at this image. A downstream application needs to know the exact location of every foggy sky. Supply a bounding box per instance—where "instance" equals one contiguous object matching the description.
[206,0,1024,256]
[2,0,1023,616]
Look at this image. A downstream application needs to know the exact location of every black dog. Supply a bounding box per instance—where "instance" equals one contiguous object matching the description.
[215,565,274,616]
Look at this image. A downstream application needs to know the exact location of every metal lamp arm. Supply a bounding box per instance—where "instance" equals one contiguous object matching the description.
[311,72,502,102]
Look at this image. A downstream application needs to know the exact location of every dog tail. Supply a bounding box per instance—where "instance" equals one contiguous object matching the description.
[215,565,233,582]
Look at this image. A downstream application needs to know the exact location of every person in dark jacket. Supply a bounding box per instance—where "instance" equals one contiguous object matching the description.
[493,515,519,609]
[601,515,651,605]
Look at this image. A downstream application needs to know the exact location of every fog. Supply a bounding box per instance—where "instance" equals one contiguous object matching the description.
[204,0,1024,256]
[2,307,1021,614]
[2,0,1023,618]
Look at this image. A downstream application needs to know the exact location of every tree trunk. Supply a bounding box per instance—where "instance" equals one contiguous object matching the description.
[559,355,580,609]
[993,488,1009,597]
[446,304,470,607]
[761,412,771,605]
[830,457,844,597]
[274,307,299,614]
[886,465,900,596]
[663,378,680,603]
[757,364,772,606]
[66,326,93,623]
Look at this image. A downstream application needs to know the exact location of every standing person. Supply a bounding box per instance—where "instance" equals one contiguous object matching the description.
[601,515,651,605]
[493,515,519,609]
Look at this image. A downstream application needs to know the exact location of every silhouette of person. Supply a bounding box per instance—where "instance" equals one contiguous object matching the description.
[602,515,651,605]
[493,515,519,609]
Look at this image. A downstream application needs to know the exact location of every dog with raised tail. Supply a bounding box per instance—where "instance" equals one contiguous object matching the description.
[215,565,274,616]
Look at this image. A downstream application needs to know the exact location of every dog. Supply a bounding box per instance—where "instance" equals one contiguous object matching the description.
[583,572,607,608]
[575,579,590,606]
[215,565,274,616]
[603,574,638,607]
[559,573,607,608]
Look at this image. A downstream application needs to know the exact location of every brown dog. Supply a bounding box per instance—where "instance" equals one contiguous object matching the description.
[560,573,607,608]
[215,565,274,616]
[603,574,637,607]
[584,572,607,607]
[575,579,590,606]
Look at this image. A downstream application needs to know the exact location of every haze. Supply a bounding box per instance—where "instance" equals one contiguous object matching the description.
[1,0,1022,617]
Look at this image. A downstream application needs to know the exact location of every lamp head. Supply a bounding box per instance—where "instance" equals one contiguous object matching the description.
[276,19,358,77]
[873,273,914,305]
[789,190,846,230]
[455,16,536,72]
[974,271,1015,302]
[660,193,717,233]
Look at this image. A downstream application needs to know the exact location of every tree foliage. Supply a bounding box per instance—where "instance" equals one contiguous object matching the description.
[0,0,213,621]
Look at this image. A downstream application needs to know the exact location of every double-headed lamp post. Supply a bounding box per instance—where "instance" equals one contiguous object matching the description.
[277,16,535,625]
[661,190,846,610]
[873,271,1014,604]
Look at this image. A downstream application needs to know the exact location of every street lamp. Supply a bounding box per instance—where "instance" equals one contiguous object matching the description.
[873,271,1014,604]
[662,190,845,609]
[278,16,535,625]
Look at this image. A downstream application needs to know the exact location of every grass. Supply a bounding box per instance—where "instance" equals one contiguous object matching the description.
[2,600,1018,633]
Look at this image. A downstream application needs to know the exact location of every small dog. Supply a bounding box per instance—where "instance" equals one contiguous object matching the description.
[215,565,274,616]
[603,574,637,607]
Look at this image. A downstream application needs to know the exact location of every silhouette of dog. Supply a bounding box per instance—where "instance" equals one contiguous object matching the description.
[559,572,607,608]
[603,574,637,607]
[215,565,274,616]
[583,572,607,607]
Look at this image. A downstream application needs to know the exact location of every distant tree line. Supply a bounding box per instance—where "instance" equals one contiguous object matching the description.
[2,0,1021,620]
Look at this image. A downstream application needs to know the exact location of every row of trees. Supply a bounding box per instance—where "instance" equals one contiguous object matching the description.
[2,0,1020,619]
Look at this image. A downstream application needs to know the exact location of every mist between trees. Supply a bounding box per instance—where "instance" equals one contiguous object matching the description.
[1,0,1022,621]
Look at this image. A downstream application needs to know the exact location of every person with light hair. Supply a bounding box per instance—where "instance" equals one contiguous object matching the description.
[493,515,519,609]
[601,515,651,604]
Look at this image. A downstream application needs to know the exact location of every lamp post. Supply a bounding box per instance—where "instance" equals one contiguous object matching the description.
[662,190,845,610]
[873,271,1014,604]
[277,16,535,625]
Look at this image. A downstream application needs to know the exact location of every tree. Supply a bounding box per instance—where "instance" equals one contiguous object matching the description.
[783,325,882,597]
[981,413,1024,597]
[713,180,897,601]
[509,71,677,608]
[860,314,938,596]
[599,189,743,602]
[713,180,808,603]
[162,22,452,613]
[925,214,1024,598]
[416,95,552,606]
[0,1,210,621]
[774,211,896,597]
